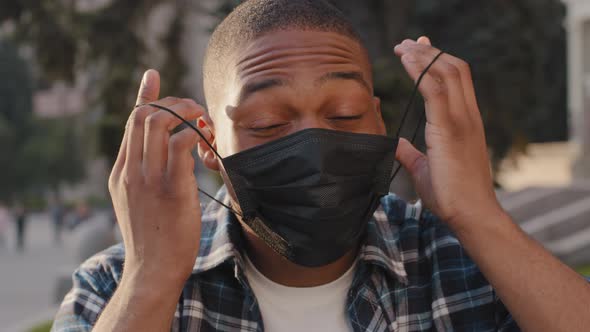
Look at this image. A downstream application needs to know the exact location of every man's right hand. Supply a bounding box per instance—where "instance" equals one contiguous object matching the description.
[109,69,208,287]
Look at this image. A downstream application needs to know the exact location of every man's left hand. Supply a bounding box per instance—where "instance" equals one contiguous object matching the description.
[393,37,503,231]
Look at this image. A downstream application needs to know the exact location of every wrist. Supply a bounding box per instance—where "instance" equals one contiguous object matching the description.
[121,261,190,296]
[447,203,513,239]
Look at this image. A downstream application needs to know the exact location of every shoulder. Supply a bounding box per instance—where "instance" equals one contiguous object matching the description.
[52,244,125,331]
[378,194,480,279]
[378,195,505,326]
[379,194,458,246]
[74,243,125,294]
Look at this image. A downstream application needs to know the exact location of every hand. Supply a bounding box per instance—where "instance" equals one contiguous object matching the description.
[108,69,209,285]
[393,37,502,231]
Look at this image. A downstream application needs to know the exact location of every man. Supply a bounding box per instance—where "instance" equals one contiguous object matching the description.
[52,1,590,331]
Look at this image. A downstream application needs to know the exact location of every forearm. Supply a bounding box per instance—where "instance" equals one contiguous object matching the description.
[454,210,590,332]
[93,269,184,332]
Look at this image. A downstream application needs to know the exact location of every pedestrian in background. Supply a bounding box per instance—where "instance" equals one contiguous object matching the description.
[0,205,9,249]
[14,204,26,252]
[50,197,65,246]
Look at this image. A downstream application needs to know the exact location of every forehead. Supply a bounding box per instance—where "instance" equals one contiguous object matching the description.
[232,29,372,87]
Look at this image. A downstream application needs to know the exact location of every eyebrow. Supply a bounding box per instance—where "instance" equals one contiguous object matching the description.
[237,70,371,104]
[238,78,287,104]
[316,71,371,92]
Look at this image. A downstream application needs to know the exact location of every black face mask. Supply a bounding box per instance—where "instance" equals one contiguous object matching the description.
[222,128,396,266]
[145,51,444,267]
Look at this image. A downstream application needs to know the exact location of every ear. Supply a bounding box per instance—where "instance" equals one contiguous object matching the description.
[373,96,382,115]
[196,114,220,171]
[373,96,387,135]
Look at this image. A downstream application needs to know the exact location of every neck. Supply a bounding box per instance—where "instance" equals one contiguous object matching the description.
[241,226,358,287]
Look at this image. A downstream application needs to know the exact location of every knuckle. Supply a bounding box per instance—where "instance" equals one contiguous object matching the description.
[430,83,448,98]
[457,59,471,73]
[122,176,136,190]
[441,62,460,78]
[401,53,417,64]
[169,135,185,152]
[160,96,180,104]
[132,106,150,127]
[108,173,118,193]
[409,155,427,177]
[182,98,198,108]
[145,112,164,129]
[121,169,141,189]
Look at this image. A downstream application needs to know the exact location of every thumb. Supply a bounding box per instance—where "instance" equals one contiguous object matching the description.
[396,138,427,179]
[417,36,431,46]
[136,69,160,106]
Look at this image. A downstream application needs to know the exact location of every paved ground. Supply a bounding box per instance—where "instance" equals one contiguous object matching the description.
[0,213,80,331]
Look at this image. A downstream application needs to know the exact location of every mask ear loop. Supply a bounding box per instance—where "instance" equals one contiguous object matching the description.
[135,102,243,217]
[389,50,445,183]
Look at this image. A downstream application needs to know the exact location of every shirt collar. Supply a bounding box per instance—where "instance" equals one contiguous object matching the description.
[192,186,410,285]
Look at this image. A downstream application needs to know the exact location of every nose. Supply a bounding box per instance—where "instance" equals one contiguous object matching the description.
[294,115,331,133]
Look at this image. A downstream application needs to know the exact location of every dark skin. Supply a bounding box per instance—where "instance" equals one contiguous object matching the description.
[95,29,590,331]
[199,30,385,286]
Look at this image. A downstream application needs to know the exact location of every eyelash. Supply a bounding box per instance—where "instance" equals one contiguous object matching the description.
[329,115,363,121]
[250,123,287,131]
[250,114,363,131]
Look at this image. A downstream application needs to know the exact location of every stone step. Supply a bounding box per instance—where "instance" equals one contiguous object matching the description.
[498,184,590,266]
[502,188,590,223]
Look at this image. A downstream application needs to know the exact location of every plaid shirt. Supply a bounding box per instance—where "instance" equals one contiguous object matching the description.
[52,187,519,331]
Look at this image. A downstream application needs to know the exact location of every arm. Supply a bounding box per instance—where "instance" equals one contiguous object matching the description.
[457,210,590,332]
[92,269,184,331]
[92,70,209,331]
[394,37,590,332]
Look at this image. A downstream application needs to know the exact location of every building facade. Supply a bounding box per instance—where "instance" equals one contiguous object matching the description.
[565,0,590,178]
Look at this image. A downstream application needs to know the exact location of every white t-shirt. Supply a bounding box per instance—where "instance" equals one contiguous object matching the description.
[243,255,355,332]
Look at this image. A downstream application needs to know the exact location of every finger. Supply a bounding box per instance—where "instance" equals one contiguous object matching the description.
[396,138,427,180]
[166,127,201,185]
[437,54,479,120]
[143,99,205,179]
[401,43,468,123]
[398,40,480,124]
[116,97,183,172]
[417,36,431,45]
[136,69,160,106]
[196,118,214,149]
[123,70,162,176]
[125,105,155,175]
[395,41,451,127]
[112,120,129,176]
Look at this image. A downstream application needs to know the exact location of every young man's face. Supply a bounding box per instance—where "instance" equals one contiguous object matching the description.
[207,29,386,158]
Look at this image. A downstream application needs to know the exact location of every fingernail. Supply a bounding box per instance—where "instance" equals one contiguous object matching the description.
[198,119,206,128]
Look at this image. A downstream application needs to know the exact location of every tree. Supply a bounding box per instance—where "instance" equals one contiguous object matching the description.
[2,0,568,193]
[0,39,85,204]
[330,0,567,184]
[0,0,187,165]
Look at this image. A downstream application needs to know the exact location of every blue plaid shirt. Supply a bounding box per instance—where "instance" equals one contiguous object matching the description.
[52,187,520,331]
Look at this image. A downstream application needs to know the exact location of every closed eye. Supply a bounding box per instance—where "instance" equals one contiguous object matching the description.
[329,114,363,121]
[250,123,288,131]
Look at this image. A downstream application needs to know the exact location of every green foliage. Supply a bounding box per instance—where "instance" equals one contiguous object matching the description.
[330,0,567,175]
[2,0,568,184]
[28,320,52,332]
[576,265,590,277]
[0,0,187,165]
[413,0,567,167]
[0,39,85,204]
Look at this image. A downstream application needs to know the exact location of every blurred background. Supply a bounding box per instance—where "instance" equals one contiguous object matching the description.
[0,0,589,330]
